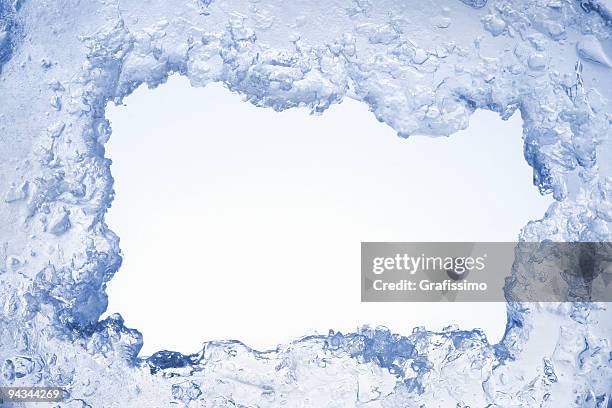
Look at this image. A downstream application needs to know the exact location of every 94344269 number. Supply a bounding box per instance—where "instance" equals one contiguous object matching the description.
[0,387,64,403]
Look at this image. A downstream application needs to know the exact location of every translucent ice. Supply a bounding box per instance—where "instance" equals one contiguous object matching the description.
[0,0,610,406]
[577,35,611,67]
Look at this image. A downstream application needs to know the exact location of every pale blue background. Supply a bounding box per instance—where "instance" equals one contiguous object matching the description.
[104,75,552,355]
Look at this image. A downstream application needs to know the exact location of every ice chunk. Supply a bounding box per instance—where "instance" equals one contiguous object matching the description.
[577,35,611,67]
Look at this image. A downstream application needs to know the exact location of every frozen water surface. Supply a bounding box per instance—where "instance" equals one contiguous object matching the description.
[0,0,611,406]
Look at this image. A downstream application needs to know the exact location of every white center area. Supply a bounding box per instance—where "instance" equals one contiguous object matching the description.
[104,75,552,356]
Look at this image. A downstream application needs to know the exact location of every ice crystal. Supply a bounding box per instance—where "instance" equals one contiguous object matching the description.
[0,0,610,406]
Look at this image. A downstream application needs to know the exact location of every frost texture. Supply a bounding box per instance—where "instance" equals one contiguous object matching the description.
[0,0,611,406]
